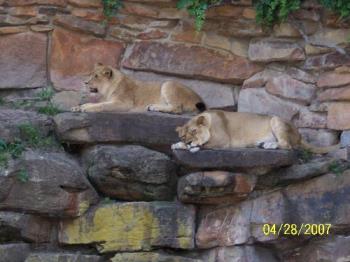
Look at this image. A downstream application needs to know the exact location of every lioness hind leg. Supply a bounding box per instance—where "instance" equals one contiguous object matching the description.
[270,116,293,150]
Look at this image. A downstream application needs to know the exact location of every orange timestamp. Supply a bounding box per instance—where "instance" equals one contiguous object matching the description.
[262,223,332,236]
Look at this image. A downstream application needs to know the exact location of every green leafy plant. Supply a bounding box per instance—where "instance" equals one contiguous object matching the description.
[254,0,301,26]
[16,168,29,183]
[177,0,221,31]
[0,139,25,169]
[37,104,61,116]
[319,0,350,19]
[102,0,123,19]
[328,161,348,176]
[37,86,55,101]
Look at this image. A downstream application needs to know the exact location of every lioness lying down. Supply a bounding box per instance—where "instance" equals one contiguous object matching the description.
[71,63,206,114]
[172,110,340,154]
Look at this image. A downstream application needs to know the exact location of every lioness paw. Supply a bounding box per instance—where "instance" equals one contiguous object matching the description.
[263,142,279,149]
[147,104,157,112]
[71,106,81,112]
[171,142,188,150]
[189,147,200,153]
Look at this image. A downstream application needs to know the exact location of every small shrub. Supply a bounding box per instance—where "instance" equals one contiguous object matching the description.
[102,0,123,19]
[37,86,55,101]
[328,161,348,176]
[319,0,350,19]
[37,104,61,116]
[16,168,29,183]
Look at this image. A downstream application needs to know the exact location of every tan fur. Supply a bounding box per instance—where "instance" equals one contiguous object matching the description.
[176,110,340,154]
[71,63,204,113]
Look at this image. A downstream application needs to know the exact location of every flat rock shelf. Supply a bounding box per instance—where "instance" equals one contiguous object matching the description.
[172,148,298,170]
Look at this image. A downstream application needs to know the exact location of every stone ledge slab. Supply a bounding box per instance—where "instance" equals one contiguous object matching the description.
[172,148,297,170]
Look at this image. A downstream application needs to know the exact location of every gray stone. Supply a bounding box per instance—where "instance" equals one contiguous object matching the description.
[341,130,350,148]
[0,212,53,243]
[238,88,303,121]
[0,151,99,217]
[257,159,336,188]
[285,236,350,262]
[172,148,297,170]
[111,252,202,262]
[299,128,339,147]
[82,145,177,201]
[178,171,256,205]
[51,91,87,111]
[54,112,190,148]
[0,109,52,143]
[0,244,30,262]
[200,246,278,262]
[25,253,102,262]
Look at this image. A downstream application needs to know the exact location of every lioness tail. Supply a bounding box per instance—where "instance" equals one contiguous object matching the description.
[300,139,341,154]
[196,102,206,112]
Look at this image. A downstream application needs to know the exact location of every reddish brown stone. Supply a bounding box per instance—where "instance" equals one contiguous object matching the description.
[7,0,67,6]
[178,171,256,205]
[317,71,350,88]
[71,8,104,21]
[0,32,47,88]
[327,102,350,130]
[50,28,124,91]
[137,29,168,40]
[123,41,262,84]
[318,86,350,102]
[8,6,38,16]
[54,15,106,36]
[120,2,159,18]
[68,0,101,8]
[206,5,244,18]
[171,30,203,44]
[0,26,27,34]
[248,38,305,62]
[294,109,327,129]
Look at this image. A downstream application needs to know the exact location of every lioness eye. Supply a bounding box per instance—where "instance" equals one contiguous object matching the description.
[94,74,98,78]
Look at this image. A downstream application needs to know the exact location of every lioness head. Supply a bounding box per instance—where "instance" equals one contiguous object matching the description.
[84,63,122,96]
[176,114,211,146]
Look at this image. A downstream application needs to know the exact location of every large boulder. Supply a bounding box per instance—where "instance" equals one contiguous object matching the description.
[0,109,52,143]
[0,32,47,89]
[0,151,99,217]
[122,41,262,84]
[196,171,350,248]
[54,112,190,148]
[58,202,196,253]
[82,145,177,201]
[327,102,350,130]
[178,171,256,205]
[0,212,53,243]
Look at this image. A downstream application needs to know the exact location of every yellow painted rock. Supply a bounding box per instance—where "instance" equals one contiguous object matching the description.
[58,202,195,253]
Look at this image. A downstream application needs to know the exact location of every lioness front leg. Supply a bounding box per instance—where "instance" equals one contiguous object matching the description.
[147,104,181,114]
[71,102,129,112]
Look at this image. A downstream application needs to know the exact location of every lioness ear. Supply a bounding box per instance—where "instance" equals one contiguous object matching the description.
[196,115,208,126]
[175,126,182,134]
[103,68,113,79]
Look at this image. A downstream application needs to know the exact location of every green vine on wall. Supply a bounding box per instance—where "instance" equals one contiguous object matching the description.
[102,0,350,30]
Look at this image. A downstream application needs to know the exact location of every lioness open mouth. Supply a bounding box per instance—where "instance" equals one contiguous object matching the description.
[89,87,98,93]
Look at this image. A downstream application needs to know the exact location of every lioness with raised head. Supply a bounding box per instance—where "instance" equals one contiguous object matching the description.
[71,63,206,114]
[172,110,340,154]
